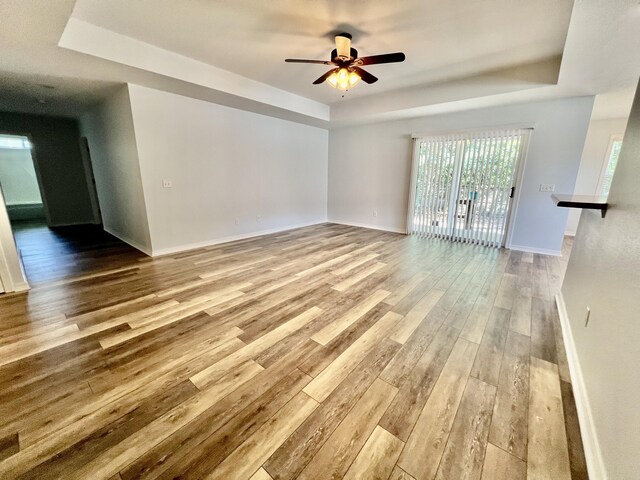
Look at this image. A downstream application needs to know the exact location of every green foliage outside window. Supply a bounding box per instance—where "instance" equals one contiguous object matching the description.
[601,139,622,196]
[414,135,522,215]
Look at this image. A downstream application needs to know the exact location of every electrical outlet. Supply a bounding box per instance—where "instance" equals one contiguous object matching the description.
[256,215,261,222]
[539,184,555,193]
[373,209,378,217]
[162,179,172,188]
[585,306,591,327]
[234,218,239,225]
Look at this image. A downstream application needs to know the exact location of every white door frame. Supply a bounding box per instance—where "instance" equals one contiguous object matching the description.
[0,185,29,293]
[504,130,533,249]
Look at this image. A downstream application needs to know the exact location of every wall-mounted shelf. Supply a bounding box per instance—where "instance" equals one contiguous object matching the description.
[551,194,608,218]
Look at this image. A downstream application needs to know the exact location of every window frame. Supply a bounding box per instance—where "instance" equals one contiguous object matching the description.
[0,135,31,150]
[596,134,624,197]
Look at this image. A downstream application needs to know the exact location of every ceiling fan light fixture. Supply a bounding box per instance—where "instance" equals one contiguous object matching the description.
[285,32,404,90]
[327,71,338,88]
[327,67,359,91]
[348,70,361,87]
[337,68,349,89]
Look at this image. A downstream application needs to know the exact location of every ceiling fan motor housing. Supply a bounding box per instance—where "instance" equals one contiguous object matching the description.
[331,48,358,63]
[334,32,354,61]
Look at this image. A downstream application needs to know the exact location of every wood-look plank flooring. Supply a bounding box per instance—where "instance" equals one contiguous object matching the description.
[0,223,588,479]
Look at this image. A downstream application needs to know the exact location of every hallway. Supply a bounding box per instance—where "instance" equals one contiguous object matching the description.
[11,220,144,285]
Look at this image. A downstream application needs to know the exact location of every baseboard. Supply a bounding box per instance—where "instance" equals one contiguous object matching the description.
[327,219,407,235]
[0,246,31,294]
[6,203,45,222]
[151,220,327,257]
[48,220,100,227]
[508,244,562,256]
[555,293,608,480]
[11,280,30,292]
[103,226,153,256]
[14,247,30,292]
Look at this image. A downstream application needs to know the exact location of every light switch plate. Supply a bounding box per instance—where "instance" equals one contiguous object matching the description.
[162,179,172,188]
[539,183,555,192]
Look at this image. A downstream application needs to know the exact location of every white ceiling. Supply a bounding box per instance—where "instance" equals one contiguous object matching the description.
[71,0,573,105]
[0,71,120,118]
[0,1,138,118]
[0,0,639,125]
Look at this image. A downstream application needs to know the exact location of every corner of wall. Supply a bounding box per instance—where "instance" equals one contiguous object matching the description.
[103,225,153,256]
[80,85,154,255]
[123,83,154,253]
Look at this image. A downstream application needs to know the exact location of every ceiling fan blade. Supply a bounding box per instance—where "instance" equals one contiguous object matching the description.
[313,69,338,85]
[335,33,352,59]
[352,67,378,84]
[285,59,334,65]
[356,52,406,66]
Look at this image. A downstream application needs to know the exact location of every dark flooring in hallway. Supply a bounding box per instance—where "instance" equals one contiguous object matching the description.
[10,220,144,285]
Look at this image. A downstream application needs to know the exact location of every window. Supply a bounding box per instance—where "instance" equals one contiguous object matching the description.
[408,128,530,247]
[598,135,623,197]
[0,135,31,150]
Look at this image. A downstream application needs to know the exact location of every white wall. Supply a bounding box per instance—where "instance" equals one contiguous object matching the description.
[0,146,42,205]
[80,86,153,253]
[127,84,328,254]
[560,80,640,480]
[565,117,628,235]
[329,96,594,254]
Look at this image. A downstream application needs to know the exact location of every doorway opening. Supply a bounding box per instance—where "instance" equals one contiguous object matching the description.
[407,128,531,247]
[0,132,136,287]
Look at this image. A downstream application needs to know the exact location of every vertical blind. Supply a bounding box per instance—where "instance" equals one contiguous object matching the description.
[407,128,530,247]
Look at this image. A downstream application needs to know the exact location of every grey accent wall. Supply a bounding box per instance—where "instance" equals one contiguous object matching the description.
[0,112,96,226]
[561,80,640,479]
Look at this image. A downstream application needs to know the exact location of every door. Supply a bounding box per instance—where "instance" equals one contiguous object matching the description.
[408,128,530,247]
[79,137,102,224]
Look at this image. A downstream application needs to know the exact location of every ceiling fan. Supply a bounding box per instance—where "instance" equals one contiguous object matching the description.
[285,33,405,91]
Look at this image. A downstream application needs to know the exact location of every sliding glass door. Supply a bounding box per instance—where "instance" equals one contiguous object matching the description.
[408,128,530,247]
